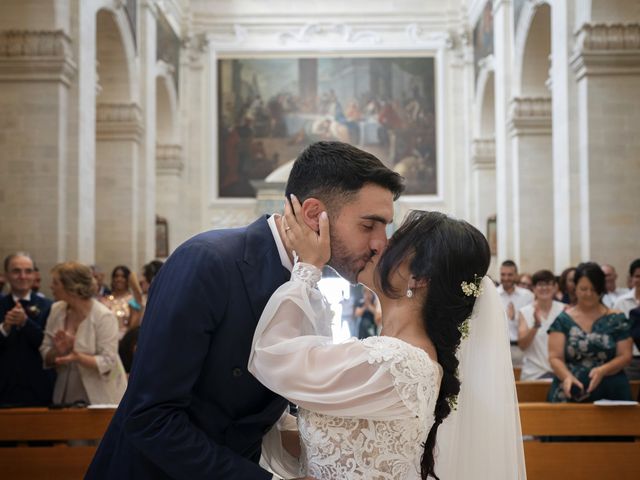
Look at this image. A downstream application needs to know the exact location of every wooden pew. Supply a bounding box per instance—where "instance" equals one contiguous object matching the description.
[520,402,640,480]
[0,407,115,479]
[517,379,640,402]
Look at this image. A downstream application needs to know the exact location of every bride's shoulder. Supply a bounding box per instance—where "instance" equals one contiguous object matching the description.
[360,336,440,374]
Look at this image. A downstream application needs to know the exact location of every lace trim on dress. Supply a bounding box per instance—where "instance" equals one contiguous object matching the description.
[291,262,322,289]
[362,336,441,420]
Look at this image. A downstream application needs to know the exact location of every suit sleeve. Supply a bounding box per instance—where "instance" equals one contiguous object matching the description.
[122,241,272,480]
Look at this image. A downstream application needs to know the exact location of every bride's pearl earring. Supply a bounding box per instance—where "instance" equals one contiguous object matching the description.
[406,288,413,298]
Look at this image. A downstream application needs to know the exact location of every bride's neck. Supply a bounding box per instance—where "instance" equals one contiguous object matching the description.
[380,302,425,339]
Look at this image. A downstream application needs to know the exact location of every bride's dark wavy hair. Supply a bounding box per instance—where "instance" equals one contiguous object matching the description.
[375,210,491,480]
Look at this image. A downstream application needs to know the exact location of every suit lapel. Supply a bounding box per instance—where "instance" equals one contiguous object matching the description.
[237,216,290,322]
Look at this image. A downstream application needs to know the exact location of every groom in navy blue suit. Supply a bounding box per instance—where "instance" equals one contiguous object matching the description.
[87,141,403,479]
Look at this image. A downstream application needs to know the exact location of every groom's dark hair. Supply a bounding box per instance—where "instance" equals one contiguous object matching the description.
[285,141,404,213]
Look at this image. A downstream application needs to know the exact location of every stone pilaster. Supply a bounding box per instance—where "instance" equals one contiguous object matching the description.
[570,22,640,275]
[509,96,554,271]
[95,102,144,272]
[492,0,515,262]
[0,30,76,282]
[155,143,183,254]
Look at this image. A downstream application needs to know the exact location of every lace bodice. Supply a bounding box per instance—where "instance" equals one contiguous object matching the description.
[298,336,441,479]
[249,263,442,479]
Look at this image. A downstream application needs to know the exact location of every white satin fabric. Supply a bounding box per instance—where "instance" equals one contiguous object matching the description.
[434,277,527,479]
[249,263,442,479]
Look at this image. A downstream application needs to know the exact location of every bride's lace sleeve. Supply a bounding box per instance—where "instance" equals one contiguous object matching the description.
[248,263,433,420]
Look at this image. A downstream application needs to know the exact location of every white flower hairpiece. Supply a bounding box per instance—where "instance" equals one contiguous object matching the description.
[461,274,483,298]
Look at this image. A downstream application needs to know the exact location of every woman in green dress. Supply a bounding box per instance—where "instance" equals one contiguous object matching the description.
[548,262,633,402]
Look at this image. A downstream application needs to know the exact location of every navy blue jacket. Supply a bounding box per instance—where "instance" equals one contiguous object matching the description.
[86,216,290,479]
[0,293,54,406]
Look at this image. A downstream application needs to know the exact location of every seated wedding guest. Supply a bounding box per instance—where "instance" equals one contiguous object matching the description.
[0,252,54,406]
[40,262,127,405]
[556,267,577,305]
[517,270,565,380]
[100,265,143,339]
[548,262,633,402]
[614,258,640,379]
[602,264,628,308]
[517,273,534,292]
[497,260,534,366]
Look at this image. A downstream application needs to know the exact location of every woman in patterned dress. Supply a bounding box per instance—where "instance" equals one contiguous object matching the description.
[548,262,633,402]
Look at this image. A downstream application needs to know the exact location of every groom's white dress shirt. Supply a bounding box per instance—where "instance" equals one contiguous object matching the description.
[267,213,292,480]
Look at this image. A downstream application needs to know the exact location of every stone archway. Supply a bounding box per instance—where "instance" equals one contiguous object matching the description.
[95,6,142,275]
[509,2,553,272]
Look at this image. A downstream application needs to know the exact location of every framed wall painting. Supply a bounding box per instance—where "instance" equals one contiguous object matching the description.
[216,55,437,198]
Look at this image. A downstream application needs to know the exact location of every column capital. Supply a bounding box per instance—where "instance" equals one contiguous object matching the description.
[96,103,144,141]
[156,144,184,176]
[471,138,496,170]
[509,96,551,136]
[0,30,76,86]
[571,23,640,80]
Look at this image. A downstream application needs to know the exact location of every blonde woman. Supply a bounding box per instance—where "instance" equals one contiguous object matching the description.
[40,262,126,405]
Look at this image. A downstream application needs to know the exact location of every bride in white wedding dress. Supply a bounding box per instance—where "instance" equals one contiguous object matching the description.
[248,199,526,480]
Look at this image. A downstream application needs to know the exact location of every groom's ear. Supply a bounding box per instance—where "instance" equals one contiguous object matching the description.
[300,197,326,233]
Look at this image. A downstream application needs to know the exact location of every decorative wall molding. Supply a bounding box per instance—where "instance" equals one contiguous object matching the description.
[202,21,455,51]
[471,138,496,169]
[510,96,552,118]
[405,23,453,48]
[206,24,248,47]
[575,23,640,51]
[0,30,76,86]
[509,96,552,135]
[571,23,640,79]
[96,103,144,141]
[279,23,382,46]
[156,144,184,176]
[182,32,208,68]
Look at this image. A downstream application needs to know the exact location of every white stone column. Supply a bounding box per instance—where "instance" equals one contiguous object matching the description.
[492,0,515,260]
[551,0,582,272]
[570,23,640,274]
[177,34,210,242]
[156,144,183,253]
[0,30,76,273]
[139,1,158,265]
[95,102,144,271]
[509,96,554,271]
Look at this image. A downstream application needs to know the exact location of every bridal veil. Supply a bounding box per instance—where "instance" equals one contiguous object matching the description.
[434,276,527,479]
